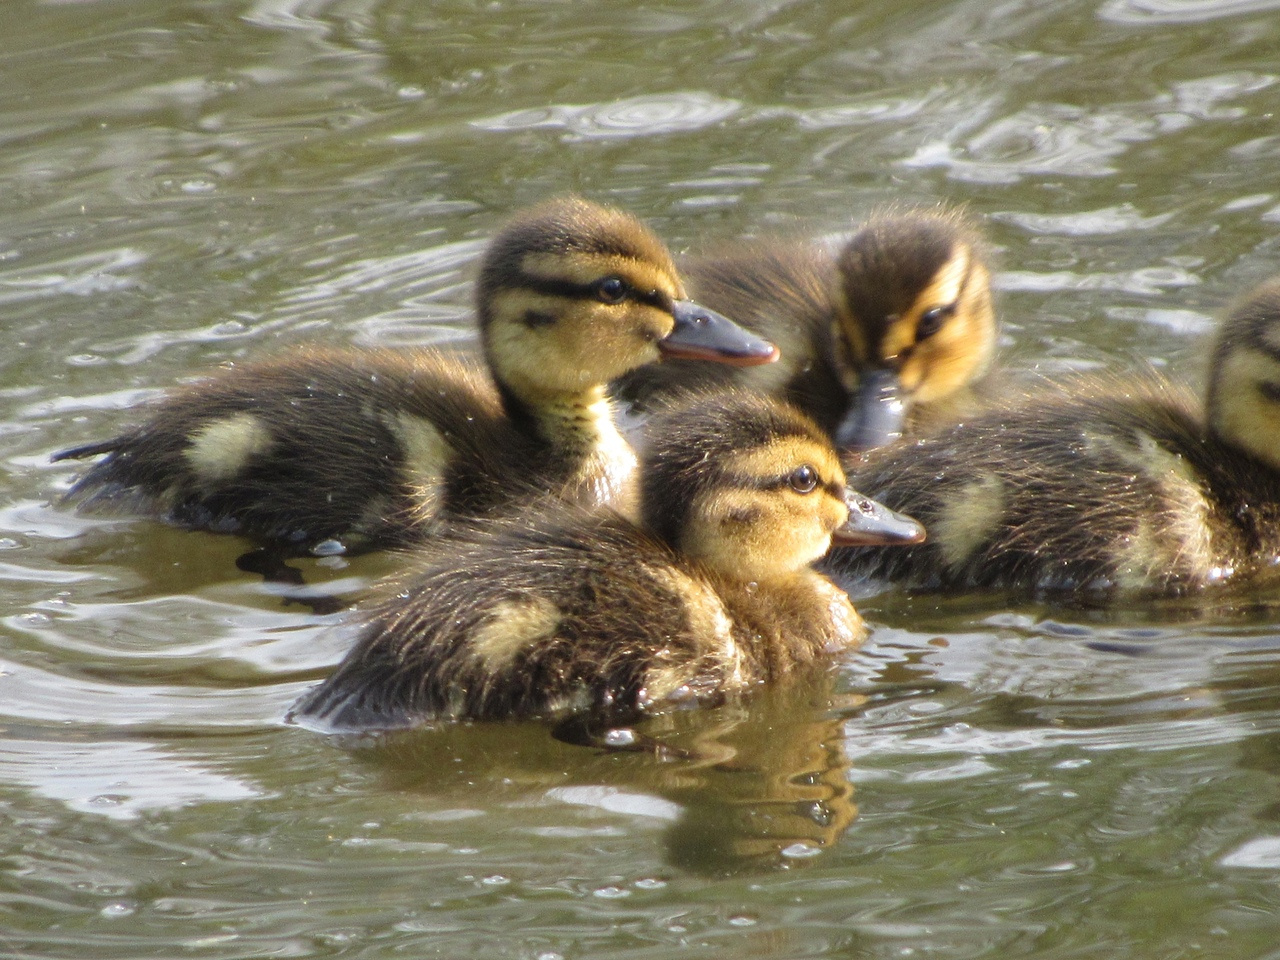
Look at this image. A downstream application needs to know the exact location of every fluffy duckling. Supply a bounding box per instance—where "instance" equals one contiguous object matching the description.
[828,277,1280,597]
[616,206,996,450]
[290,392,924,732]
[54,197,777,554]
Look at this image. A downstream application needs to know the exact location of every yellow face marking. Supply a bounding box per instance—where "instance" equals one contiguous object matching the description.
[723,439,843,488]
[932,473,1005,569]
[1210,347,1280,472]
[468,597,562,671]
[184,413,273,483]
[839,244,995,403]
[834,311,871,370]
[873,246,971,365]
[916,247,972,320]
[486,287,671,395]
[390,413,451,520]
[899,260,995,400]
[683,484,848,582]
[676,438,851,581]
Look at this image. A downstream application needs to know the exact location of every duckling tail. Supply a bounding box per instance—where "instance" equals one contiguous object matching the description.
[51,437,122,462]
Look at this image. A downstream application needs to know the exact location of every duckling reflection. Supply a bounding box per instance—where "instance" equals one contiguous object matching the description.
[617,206,996,450]
[829,276,1280,598]
[290,392,923,731]
[329,673,864,874]
[54,196,776,557]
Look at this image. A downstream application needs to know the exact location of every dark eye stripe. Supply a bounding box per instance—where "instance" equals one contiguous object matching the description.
[1253,339,1280,365]
[516,273,670,311]
[730,473,843,497]
[518,275,604,301]
[1259,380,1280,403]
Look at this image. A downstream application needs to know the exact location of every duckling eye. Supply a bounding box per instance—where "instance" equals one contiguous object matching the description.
[788,465,819,494]
[916,304,955,341]
[595,276,628,304]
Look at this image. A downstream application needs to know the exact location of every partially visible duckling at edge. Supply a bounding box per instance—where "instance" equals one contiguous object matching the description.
[53,197,778,555]
[615,206,996,450]
[827,276,1280,597]
[289,392,925,732]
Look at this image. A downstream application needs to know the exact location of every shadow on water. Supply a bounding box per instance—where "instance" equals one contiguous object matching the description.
[321,672,864,876]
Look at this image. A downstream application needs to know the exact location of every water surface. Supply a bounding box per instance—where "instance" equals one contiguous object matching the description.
[5,0,1280,956]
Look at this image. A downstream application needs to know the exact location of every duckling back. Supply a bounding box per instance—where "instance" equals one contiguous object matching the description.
[291,515,749,730]
[55,348,525,551]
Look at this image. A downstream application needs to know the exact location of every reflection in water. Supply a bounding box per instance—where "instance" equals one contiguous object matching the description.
[0,735,260,819]
[334,672,863,875]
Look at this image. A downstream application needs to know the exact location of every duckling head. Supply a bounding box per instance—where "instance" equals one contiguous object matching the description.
[1206,277,1280,472]
[831,207,996,450]
[643,393,924,584]
[477,196,777,407]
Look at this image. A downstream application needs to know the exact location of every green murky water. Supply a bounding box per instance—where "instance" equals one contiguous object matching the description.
[6,0,1280,956]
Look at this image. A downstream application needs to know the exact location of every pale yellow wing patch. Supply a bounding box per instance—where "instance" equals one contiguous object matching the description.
[389,412,452,524]
[184,413,274,483]
[1088,430,1215,587]
[469,596,563,671]
[932,472,1006,569]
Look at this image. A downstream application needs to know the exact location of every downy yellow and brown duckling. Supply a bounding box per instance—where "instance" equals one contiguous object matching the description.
[53,196,777,555]
[289,392,925,732]
[827,276,1280,597]
[616,206,997,450]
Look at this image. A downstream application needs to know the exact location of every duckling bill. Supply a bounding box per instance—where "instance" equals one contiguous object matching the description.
[290,392,924,733]
[828,276,1280,597]
[53,197,777,555]
[616,206,996,451]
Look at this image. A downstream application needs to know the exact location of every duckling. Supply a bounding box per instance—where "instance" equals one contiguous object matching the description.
[53,197,777,555]
[827,277,1280,597]
[289,392,925,732]
[615,206,997,450]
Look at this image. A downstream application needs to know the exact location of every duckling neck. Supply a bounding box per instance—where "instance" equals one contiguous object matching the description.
[501,383,639,518]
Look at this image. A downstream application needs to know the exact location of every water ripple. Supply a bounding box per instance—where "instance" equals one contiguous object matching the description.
[473,92,741,141]
[904,104,1157,182]
[786,87,948,129]
[995,265,1199,296]
[1099,0,1280,24]
[904,72,1273,184]
[0,248,145,306]
[993,204,1175,236]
